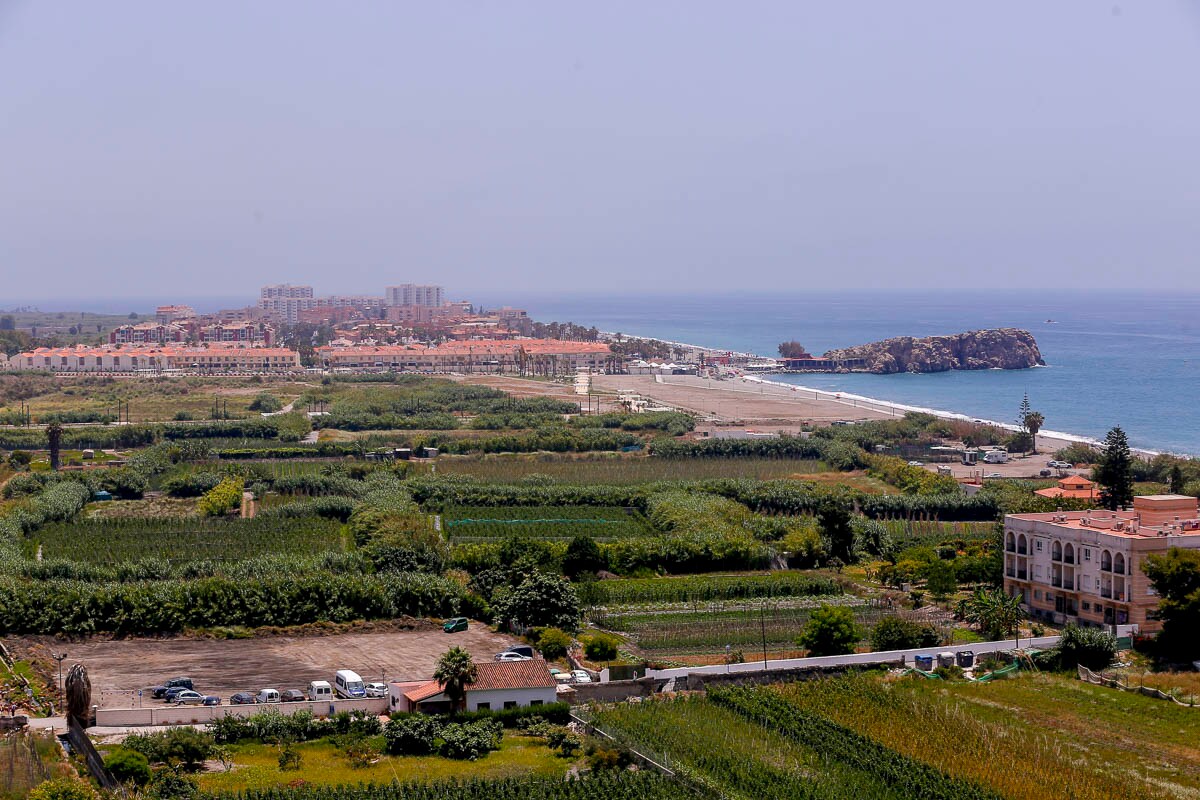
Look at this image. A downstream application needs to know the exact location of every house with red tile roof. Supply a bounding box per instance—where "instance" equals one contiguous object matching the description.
[388,659,558,714]
[1035,475,1099,501]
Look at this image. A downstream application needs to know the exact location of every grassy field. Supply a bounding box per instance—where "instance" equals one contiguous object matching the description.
[581,571,844,607]
[197,735,570,792]
[27,516,348,563]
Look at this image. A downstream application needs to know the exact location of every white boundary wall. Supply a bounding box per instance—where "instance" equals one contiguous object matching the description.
[96,697,388,727]
[635,636,1061,682]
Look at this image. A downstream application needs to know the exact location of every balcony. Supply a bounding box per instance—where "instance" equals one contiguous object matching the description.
[1062,555,1075,564]
[1100,589,1112,599]
[1006,568,1015,578]
[1017,570,1027,580]
[1017,546,1028,555]
[1051,578,1063,588]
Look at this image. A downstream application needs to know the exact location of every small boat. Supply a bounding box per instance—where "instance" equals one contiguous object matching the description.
[1045,319,1057,324]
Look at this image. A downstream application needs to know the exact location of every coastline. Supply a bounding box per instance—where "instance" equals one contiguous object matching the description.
[602,331,1167,457]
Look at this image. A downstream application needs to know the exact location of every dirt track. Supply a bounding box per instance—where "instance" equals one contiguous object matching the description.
[10,625,520,708]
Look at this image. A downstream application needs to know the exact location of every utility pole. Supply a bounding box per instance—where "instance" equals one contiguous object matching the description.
[51,652,67,710]
[760,602,768,670]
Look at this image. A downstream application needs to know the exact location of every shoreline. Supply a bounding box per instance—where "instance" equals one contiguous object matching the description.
[603,331,1172,458]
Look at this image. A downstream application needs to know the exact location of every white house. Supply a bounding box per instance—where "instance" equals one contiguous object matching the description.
[389,660,558,714]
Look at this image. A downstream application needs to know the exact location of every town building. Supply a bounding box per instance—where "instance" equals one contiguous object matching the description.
[1003,495,1200,631]
[385,284,444,308]
[10,344,301,374]
[155,305,197,324]
[258,284,317,323]
[389,660,557,715]
[384,305,435,325]
[109,322,187,345]
[315,339,614,375]
[1034,475,1100,501]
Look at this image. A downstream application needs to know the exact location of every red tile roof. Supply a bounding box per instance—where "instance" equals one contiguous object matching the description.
[400,660,555,703]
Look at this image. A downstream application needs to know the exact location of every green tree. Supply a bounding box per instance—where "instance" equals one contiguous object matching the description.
[248,392,283,413]
[869,616,941,652]
[1055,624,1117,671]
[384,714,442,755]
[923,559,958,601]
[817,501,855,565]
[491,571,581,632]
[434,646,477,714]
[1143,548,1200,660]
[1170,465,1185,494]
[197,476,244,517]
[797,604,863,656]
[582,633,620,662]
[1095,426,1135,510]
[46,422,63,471]
[777,341,809,358]
[1023,411,1044,453]
[7,450,31,469]
[148,769,198,800]
[562,534,606,579]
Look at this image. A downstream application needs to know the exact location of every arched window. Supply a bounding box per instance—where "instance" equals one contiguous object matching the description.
[1100,550,1112,571]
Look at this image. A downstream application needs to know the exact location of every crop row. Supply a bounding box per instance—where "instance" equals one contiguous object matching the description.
[27,516,347,564]
[579,571,843,606]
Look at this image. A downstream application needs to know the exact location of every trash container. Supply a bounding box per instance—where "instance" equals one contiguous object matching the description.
[956,650,975,668]
[937,651,956,668]
[915,654,934,671]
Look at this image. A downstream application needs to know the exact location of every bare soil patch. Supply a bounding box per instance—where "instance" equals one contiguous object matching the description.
[7,622,519,708]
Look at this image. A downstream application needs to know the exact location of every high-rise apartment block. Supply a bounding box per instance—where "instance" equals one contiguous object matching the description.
[385,284,444,308]
[258,284,317,323]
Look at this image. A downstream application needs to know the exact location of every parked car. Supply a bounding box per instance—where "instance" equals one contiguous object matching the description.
[201,695,221,707]
[985,472,1004,479]
[1051,460,1072,469]
[307,681,333,701]
[173,690,207,705]
[151,677,193,698]
[255,689,281,704]
[364,682,388,698]
[907,460,925,467]
[571,670,592,684]
[229,692,256,705]
[163,686,190,702]
[443,617,468,633]
[280,689,305,703]
[1039,469,1053,477]
[500,645,535,659]
[494,652,532,662]
[554,673,573,684]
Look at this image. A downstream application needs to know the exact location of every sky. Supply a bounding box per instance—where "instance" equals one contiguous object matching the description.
[2,1,1200,306]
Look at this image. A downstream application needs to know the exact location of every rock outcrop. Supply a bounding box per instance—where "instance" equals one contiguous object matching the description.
[823,328,1044,374]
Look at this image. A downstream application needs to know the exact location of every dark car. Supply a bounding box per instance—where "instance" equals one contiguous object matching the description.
[201,696,221,707]
[280,689,305,703]
[151,677,194,699]
[229,692,256,705]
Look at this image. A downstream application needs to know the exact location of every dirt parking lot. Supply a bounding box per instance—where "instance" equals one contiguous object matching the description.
[10,624,520,709]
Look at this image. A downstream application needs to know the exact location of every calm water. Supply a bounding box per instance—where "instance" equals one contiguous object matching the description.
[514,290,1200,455]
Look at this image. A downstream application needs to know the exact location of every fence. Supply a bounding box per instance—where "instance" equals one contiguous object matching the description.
[1077,665,1199,707]
[0,730,52,796]
[95,696,388,727]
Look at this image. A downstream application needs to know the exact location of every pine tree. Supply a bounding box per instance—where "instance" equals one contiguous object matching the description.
[1170,465,1185,494]
[1095,426,1134,511]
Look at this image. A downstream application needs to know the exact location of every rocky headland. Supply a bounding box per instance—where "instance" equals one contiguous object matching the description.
[822,328,1044,374]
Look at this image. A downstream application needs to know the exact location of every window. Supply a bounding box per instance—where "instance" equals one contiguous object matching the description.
[503,701,518,710]
[475,702,490,711]
[1034,566,1042,577]
[1036,541,1043,552]
[1082,601,1090,611]
[1046,593,1054,602]
[1034,590,1041,600]
[1084,549,1091,561]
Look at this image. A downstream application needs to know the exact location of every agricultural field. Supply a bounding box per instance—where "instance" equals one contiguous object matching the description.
[581,571,844,607]
[197,734,570,793]
[878,519,996,549]
[426,455,830,483]
[591,599,922,659]
[443,506,654,542]
[25,516,349,564]
[592,673,1200,800]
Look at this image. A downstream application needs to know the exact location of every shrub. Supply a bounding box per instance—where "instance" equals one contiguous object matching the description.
[197,477,244,517]
[869,616,942,652]
[439,718,503,760]
[534,627,573,660]
[28,779,99,800]
[797,604,862,656]
[384,714,442,755]
[103,749,152,786]
[248,392,283,413]
[1055,624,1117,671]
[582,632,621,662]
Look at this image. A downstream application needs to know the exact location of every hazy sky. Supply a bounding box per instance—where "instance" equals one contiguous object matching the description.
[3,1,1200,304]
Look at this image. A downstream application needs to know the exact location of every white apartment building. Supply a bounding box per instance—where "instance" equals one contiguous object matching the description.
[258,284,317,323]
[385,284,444,308]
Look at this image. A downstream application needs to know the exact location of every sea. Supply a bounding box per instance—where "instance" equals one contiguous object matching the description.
[511,290,1200,456]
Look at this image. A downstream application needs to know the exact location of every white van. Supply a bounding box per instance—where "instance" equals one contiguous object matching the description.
[983,450,1009,464]
[255,689,280,704]
[307,680,333,702]
[334,669,365,698]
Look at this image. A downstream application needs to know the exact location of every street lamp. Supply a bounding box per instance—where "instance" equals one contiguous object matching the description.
[51,652,67,709]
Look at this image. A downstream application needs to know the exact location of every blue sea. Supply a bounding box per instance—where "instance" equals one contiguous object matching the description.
[510,290,1200,456]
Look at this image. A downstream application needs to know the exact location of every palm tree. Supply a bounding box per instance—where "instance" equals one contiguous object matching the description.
[46,422,63,471]
[1023,411,1044,454]
[433,646,477,714]
[961,588,1024,640]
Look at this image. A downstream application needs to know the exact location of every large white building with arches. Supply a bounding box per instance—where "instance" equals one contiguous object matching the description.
[1003,495,1200,632]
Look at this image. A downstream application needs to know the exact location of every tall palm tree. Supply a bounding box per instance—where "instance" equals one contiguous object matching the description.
[1023,411,1045,454]
[433,646,477,715]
